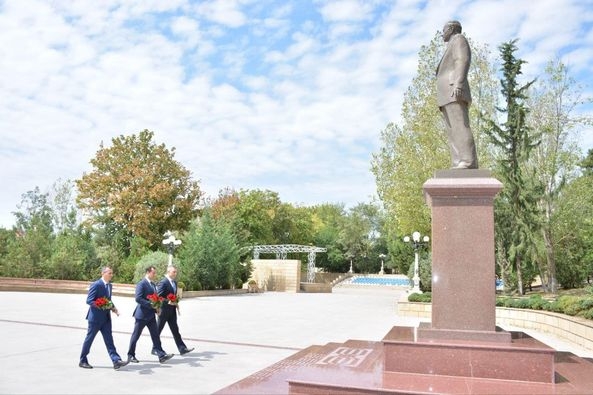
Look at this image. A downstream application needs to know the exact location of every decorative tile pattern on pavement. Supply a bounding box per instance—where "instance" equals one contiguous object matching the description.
[316,346,373,367]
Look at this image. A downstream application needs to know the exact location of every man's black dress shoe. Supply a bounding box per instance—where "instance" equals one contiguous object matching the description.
[159,353,174,363]
[180,347,195,355]
[79,361,93,369]
[127,355,139,363]
[151,349,158,356]
[113,359,128,370]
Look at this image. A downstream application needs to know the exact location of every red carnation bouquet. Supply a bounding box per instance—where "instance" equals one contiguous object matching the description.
[147,293,164,310]
[166,292,181,314]
[94,296,114,311]
[166,293,179,305]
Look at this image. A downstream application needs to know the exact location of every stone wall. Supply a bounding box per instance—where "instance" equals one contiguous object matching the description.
[397,299,593,351]
[250,259,301,292]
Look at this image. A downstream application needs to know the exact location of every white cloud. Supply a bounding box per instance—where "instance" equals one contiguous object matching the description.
[317,0,374,22]
[0,0,592,228]
[196,0,247,28]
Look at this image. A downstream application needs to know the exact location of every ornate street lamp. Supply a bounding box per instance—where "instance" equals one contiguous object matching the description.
[404,231,430,293]
[346,252,354,274]
[162,230,182,267]
[379,253,386,275]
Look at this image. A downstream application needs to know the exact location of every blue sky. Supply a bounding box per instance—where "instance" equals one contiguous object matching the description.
[1,0,592,228]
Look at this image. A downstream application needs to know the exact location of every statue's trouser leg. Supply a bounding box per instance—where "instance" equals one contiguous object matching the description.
[440,102,478,169]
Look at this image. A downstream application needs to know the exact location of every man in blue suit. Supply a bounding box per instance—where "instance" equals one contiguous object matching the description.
[152,265,194,356]
[127,266,174,364]
[79,266,128,370]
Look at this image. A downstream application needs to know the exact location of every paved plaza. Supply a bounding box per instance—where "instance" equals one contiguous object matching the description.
[1,287,592,394]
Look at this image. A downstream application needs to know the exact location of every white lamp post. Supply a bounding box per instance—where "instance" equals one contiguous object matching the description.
[162,230,182,267]
[404,231,429,294]
[346,253,354,274]
[379,253,386,275]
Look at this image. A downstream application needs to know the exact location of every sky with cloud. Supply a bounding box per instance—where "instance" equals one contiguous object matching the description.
[1,0,592,228]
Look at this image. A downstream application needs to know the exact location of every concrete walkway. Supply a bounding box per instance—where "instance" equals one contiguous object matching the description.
[1,288,592,394]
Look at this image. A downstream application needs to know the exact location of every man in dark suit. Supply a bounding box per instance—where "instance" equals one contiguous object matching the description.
[127,266,174,364]
[79,266,128,370]
[152,265,194,356]
[436,20,478,169]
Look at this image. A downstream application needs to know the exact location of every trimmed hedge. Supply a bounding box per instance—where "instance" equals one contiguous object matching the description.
[408,291,593,321]
[408,292,432,303]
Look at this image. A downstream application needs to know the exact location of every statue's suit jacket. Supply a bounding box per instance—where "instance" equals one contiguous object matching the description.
[436,33,472,108]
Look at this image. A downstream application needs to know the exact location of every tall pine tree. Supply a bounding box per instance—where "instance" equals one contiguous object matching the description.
[486,39,541,295]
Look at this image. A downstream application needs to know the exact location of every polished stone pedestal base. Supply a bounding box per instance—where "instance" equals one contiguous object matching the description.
[383,326,555,383]
[215,327,593,394]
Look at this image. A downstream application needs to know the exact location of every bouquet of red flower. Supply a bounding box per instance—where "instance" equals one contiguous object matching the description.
[147,293,164,310]
[166,293,182,315]
[166,293,179,305]
[94,297,114,311]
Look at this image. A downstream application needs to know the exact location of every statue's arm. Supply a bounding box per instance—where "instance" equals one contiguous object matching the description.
[451,36,471,98]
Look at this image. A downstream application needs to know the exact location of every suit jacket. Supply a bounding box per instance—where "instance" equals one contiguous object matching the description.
[85,279,113,325]
[132,278,159,321]
[436,33,472,108]
[157,277,178,317]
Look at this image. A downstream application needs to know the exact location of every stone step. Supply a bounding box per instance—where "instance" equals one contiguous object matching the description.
[382,326,555,383]
[289,370,557,395]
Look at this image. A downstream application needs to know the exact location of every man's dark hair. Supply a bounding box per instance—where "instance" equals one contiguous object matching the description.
[145,266,156,273]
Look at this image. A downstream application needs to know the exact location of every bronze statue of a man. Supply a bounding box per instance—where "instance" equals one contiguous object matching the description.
[436,20,478,169]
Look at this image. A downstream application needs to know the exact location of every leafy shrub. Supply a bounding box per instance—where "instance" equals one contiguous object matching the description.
[582,308,593,320]
[408,292,432,303]
[526,294,549,310]
[556,296,581,316]
[503,297,517,308]
[515,298,533,309]
[406,292,593,322]
[133,251,169,283]
[578,298,593,310]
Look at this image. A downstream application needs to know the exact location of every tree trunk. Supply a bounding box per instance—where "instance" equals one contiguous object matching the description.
[496,239,512,295]
[516,256,524,295]
[542,225,558,293]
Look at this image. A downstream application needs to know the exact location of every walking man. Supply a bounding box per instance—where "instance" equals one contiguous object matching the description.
[79,266,128,370]
[152,266,194,356]
[127,266,174,364]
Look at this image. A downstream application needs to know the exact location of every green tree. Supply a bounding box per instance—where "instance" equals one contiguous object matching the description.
[133,251,169,283]
[310,203,347,272]
[45,229,98,280]
[527,59,592,292]
[580,149,593,176]
[49,179,79,233]
[552,173,593,288]
[233,189,282,246]
[178,212,244,291]
[485,40,540,295]
[272,203,314,246]
[76,129,202,251]
[0,228,16,266]
[3,188,55,278]
[338,203,384,274]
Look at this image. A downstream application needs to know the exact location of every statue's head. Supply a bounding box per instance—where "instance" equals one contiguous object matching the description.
[442,20,462,42]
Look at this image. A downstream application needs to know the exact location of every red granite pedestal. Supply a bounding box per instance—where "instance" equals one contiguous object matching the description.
[215,171,593,394]
[215,333,593,394]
